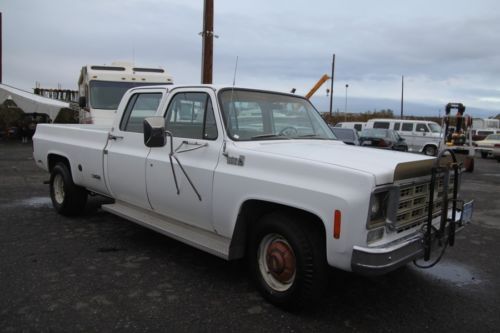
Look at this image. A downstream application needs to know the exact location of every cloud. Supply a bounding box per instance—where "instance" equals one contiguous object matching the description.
[2,0,500,115]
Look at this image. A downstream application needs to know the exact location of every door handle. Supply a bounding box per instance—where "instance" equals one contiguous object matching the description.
[108,134,124,140]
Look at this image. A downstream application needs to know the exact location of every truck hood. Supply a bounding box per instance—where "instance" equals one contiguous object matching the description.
[236,140,434,185]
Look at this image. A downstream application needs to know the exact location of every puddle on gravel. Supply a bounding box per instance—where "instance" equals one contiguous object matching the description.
[1,196,52,208]
[417,261,482,287]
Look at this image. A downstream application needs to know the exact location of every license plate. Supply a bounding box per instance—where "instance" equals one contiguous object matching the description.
[461,200,474,224]
[363,140,372,145]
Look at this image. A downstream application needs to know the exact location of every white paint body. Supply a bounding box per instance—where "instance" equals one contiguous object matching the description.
[33,85,446,272]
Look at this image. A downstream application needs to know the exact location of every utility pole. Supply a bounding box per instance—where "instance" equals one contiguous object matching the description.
[329,54,335,117]
[400,75,404,119]
[201,0,214,84]
[0,12,3,83]
[344,83,349,121]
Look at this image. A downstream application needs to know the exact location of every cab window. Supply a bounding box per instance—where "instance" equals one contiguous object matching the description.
[120,93,162,133]
[164,92,218,140]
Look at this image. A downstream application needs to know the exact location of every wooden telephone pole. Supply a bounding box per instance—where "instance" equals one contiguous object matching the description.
[201,0,214,84]
[0,12,3,83]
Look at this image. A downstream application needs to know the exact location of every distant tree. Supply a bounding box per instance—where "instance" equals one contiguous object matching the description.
[54,108,78,123]
[0,101,24,135]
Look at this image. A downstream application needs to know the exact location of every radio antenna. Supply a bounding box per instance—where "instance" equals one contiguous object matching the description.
[232,56,239,86]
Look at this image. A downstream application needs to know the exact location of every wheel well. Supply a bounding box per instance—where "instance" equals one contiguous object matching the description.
[48,154,71,174]
[228,200,326,260]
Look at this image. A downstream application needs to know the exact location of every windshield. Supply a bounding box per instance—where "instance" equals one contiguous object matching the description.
[331,128,355,141]
[89,81,169,110]
[218,89,336,141]
[486,134,500,140]
[428,123,442,133]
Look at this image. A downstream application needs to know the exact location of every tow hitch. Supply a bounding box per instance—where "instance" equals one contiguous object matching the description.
[414,149,473,269]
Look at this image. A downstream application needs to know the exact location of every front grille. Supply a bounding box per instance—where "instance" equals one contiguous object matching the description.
[395,175,455,232]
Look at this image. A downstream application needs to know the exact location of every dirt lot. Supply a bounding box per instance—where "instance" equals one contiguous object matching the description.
[1,141,499,332]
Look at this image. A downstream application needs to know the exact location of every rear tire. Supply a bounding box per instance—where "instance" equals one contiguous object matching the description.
[464,156,474,173]
[248,212,327,309]
[50,163,87,216]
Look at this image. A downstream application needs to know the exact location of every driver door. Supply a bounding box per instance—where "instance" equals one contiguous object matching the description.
[146,88,223,231]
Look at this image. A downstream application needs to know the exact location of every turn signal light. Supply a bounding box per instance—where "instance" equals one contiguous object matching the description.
[333,210,341,239]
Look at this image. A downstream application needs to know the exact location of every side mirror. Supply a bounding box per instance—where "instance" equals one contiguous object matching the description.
[144,117,166,148]
[78,96,87,108]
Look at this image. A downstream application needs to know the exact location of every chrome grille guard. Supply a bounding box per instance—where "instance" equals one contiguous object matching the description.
[423,149,461,261]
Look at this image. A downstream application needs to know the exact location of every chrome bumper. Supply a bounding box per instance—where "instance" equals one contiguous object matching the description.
[351,203,473,276]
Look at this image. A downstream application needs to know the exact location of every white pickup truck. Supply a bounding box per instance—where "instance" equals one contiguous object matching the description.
[33,85,473,308]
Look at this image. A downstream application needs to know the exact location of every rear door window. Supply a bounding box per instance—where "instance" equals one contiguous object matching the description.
[401,123,414,132]
[120,93,162,133]
[394,122,401,131]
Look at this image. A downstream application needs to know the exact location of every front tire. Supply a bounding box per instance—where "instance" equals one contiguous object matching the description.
[50,163,87,216]
[423,145,437,156]
[480,151,488,159]
[248,212,327,309]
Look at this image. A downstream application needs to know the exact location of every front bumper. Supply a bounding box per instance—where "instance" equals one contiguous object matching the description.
[351,202,473,275]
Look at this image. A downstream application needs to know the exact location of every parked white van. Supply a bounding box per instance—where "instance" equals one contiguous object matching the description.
[334,122,366,132]
[366,119,442,155]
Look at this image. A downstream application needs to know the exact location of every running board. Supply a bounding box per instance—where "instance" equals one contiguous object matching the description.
[101,201,230,259]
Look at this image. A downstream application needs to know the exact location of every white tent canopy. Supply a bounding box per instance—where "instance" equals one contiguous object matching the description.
[0,83,69,121]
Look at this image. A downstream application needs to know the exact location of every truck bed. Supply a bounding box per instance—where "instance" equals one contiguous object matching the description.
[33,124,112,196]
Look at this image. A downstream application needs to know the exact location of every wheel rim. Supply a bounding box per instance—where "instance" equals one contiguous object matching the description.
[53,174,65,204]
[258,233,296,292]
[425,146,436,156]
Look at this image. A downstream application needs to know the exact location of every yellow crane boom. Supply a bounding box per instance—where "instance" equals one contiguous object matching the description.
[305,74,330,99]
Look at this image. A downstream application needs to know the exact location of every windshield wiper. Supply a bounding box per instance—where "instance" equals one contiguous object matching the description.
[295,134,328,140]
[251,133,290,140]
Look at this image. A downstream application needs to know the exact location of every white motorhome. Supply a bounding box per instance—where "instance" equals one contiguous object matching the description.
[78,62,173,125]
[366,119,442,155]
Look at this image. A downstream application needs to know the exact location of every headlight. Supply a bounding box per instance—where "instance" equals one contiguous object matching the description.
[368,191,388,229]
[371,197,381,218]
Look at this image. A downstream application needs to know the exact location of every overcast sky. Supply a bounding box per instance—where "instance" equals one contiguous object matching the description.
[1,0,500,115]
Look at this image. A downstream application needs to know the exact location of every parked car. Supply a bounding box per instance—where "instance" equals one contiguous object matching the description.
[365,119,442,155]
[330,126,359,145]
[472,129,500,142]
[359,128,408,151]
[476,134,500,160]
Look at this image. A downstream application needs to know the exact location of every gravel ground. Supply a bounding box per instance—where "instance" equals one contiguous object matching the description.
[1,141,499,332]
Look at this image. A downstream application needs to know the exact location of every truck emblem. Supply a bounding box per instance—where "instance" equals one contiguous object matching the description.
[227,155,245,166]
